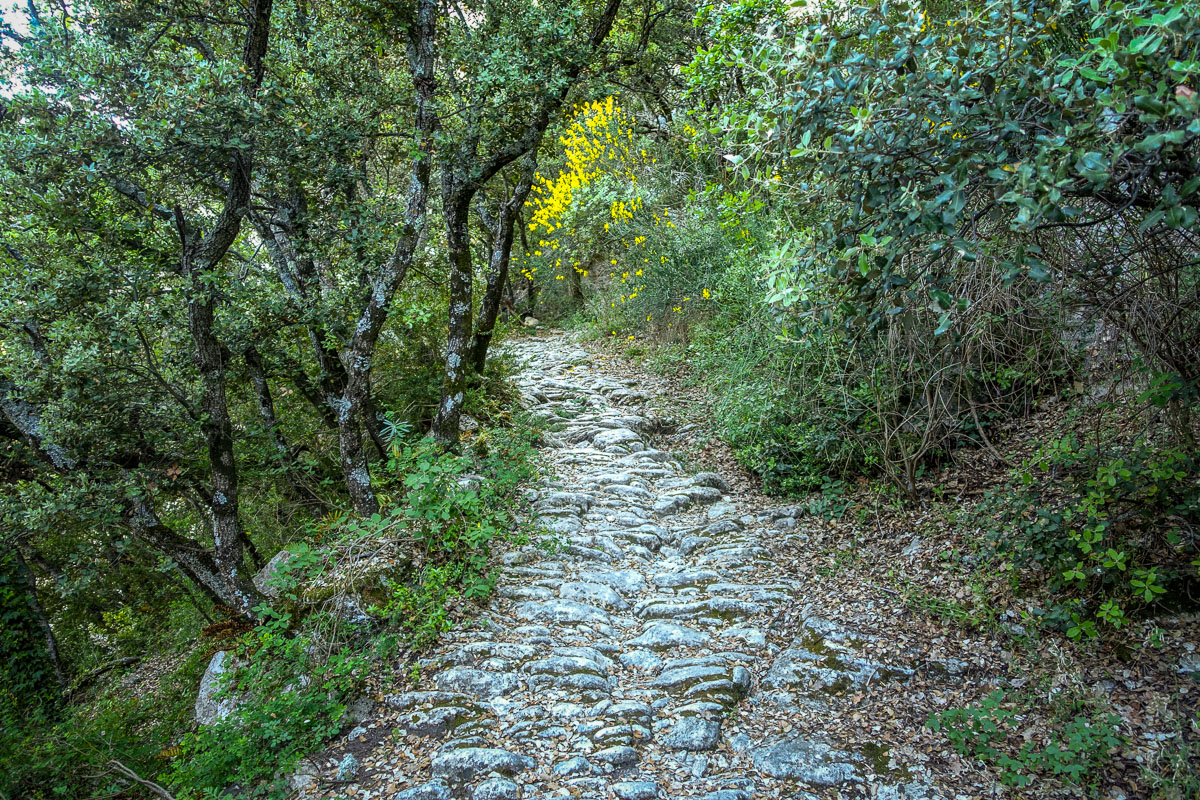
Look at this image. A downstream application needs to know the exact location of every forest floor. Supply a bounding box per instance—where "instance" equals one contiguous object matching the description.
[295,331,1198,800]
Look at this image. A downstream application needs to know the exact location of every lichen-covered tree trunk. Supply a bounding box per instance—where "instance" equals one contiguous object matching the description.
[471,161,536,373]
[432,198,475,448]
[335,0,437,513]
[171,0,275,619]
[125,495,263,616]
[183,263,257,617]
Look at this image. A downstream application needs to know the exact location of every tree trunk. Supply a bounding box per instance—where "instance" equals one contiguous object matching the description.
[432,197,475,447]
[125,495,264,618]
[163,0,274,620]
[244,346,294,469]
[244,346,327,510]
[362,381,391,458]
[0,377,75,470]
[502,270,516,319]
[568,262,584,307]
[336,406,378,516]
[11,544,66,693]
[471,161,535,373]
[335,0,437,513]
[517,211,538,316]
[181,248,254,616]
[283,359,338,429]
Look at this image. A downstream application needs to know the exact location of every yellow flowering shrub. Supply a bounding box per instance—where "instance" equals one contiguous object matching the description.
[519,96,712,330]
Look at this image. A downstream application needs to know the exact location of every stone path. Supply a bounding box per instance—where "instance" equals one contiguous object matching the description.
[321,335,937,800]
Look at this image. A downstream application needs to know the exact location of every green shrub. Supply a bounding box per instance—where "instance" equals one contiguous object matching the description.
[981,414,1200,637]
[929,690,1126,790]
[371,422,540,648]
[169,607,365,799]
[0,649,204,800]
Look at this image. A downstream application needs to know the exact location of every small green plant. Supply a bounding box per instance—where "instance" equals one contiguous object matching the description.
[372,423,539,649]
[897,577,998,631]
[983,429,1199,639]
[1144,710,1200,800]
[169,607,366,799]
[929,690,1125,790]
[804,478,852,520]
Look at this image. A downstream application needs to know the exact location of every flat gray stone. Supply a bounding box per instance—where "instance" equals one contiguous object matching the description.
[449,641,539,665]
[707,502,739,520]
[538,491,593,511]
[663,716,721,751]
[653,495,691,516]
[651,664,729,692]
[763,646,909,697]
[701,520,743,536]
[719,625,767,649]
[613,781,659,800]
[605,484,653,500]
[560,581,629,610]
[433,667,520,699]
[726,732,753,752]
[543,516,583,534]
[877,783,937,800]
[694,546,770,567]
[589,472,643,486]
[552,646,615,672]
[627,623,710,650]
[594,722,651,746]
[636,597,764,622]
[513,599,611,625]
[652,569,721,588]
[592,745,639,767]
[473,777,521,800]
[681,486,723,504]
[690,472,732,492]
[395,704,490,738]
[750,737,860,785]
[431,747,534,782]
[393,781,452,800]
[593,428,642,448]
[618,650,663,671]
[578,569,647,595]
[553,756,593,776]
[524,655,607,677]
[497,585,554,601]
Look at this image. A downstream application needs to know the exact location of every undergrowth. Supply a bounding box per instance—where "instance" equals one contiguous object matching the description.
[1,412,542,800]
[975,407,1200,640]
[928,689,1126,793]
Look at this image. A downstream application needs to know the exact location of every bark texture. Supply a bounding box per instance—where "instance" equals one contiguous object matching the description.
[430,0,624,447]
[334,0,438,514]
[170,0,275,619]
[471,160,536,373]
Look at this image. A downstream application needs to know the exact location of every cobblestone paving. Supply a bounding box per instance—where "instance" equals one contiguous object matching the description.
[323,335,937,800]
